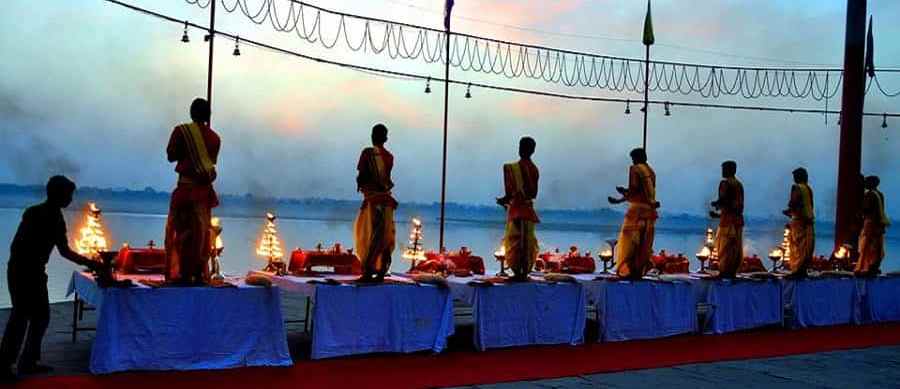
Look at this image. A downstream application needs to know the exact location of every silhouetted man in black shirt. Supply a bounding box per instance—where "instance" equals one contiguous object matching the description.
[0,176,93,379]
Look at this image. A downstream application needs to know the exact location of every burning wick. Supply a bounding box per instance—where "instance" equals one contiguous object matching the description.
[402,218,426,265]
[257,212,285,274]
[75,202,109,259]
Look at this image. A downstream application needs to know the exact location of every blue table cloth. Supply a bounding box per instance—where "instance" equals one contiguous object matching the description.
[589,280,697,342]
[856,276,900,323]
[309,282,455,359]
[704,279,782,334]
[464,281,586,350]
[268,275,455,360]
[67,271,292,374]
[782,277,857,328]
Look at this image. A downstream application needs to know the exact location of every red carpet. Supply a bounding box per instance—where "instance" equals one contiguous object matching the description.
[14,323,900,389]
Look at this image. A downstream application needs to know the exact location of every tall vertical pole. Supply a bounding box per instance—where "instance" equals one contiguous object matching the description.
[834,0,867,251]
[439,30,450,253]
[206,0,217,120]
[642,45,650,150]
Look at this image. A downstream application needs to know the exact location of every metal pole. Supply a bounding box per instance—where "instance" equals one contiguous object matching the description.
[206,0,216,119]
[439,30,450,253]
[642,44,650,150]
[834,0,867,251]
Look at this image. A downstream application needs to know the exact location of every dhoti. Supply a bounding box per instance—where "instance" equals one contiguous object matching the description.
[788,220,815,276]
[715,224,743,278]
[354,202,395,276]
[503,218,537,277]
[616,212,656,279]
[855,220,885,276]
[165,183,215,284]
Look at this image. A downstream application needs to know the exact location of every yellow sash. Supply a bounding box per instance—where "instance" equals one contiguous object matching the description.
[505,162,525,197]
[634,164,656,203]
[180,122,215,181]
[872,189,891,226]
[372,147,388,189]
[795,183,814,220]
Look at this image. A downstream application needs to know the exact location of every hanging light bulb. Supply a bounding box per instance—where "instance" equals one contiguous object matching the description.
[837,112,842,126]
[664,101,671,116]
[883,113,889,129]
[425,77,432,94]
[465,83,472,99]
[625,100,631,115]
[232,36,241,56]
[181,21,190,43]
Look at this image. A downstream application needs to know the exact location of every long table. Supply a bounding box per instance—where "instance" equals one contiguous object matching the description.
[582,278,697,342]
[857,276,900,323]
[266,274,455,359]
[67,271,292,374]
[448,277,586,350]
[782,277,858,328]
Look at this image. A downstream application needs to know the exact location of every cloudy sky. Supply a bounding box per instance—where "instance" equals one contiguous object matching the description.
[0,0,898,219]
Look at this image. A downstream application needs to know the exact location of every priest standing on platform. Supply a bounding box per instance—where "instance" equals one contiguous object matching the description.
[710,161,744,279]
[497,137,540,282]
[165,98,221,285]
[783,168,814,278]
[855,175,889,276]
[354,123,398,283]
[1,176,95,380]
[608,148,658,280]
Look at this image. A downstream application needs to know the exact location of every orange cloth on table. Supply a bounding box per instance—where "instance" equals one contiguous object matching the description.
[715,177,745,278]
[164,122,220,284]
[502,159,540,277]
[354,146,397,276]
[616,163,657,279]
[787,183,815,276]
[856,189,890,275]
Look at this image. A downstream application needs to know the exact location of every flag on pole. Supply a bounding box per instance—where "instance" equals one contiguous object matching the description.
[865,15,875,78]
[444,0,455,31]
[642,0,655,46]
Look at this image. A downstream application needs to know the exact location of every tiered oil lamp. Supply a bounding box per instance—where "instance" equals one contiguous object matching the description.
[256,212,286,275]
[695,228,715,273]
[402,218,426,272]
[75,202,109,259]
[767,226,791,272]
[209,217,225,282]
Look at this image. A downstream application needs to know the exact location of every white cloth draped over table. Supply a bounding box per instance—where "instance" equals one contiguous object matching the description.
[589,280,696,342]
[265,274,455,359]
[782,278,857,328]
[67,271,292,374]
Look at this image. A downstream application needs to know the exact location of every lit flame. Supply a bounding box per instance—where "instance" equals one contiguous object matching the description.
[75,202,108,258]
[256,212,283,260]
[697,246,711,258]
[834,246,848,259]
[403,217,426,261]
[599,249,613,259]
[494,245,506,258]
[210,217,224,251]
[705,228,715,246]
[769,247,784,259]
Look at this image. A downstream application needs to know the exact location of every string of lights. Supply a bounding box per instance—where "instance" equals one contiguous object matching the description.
[379,0,857,68]
[106,0,899,128]
[181,0,900,101]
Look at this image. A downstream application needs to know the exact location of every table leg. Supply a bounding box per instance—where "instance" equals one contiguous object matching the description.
[71,294,79,343]
[304,296,311,333]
